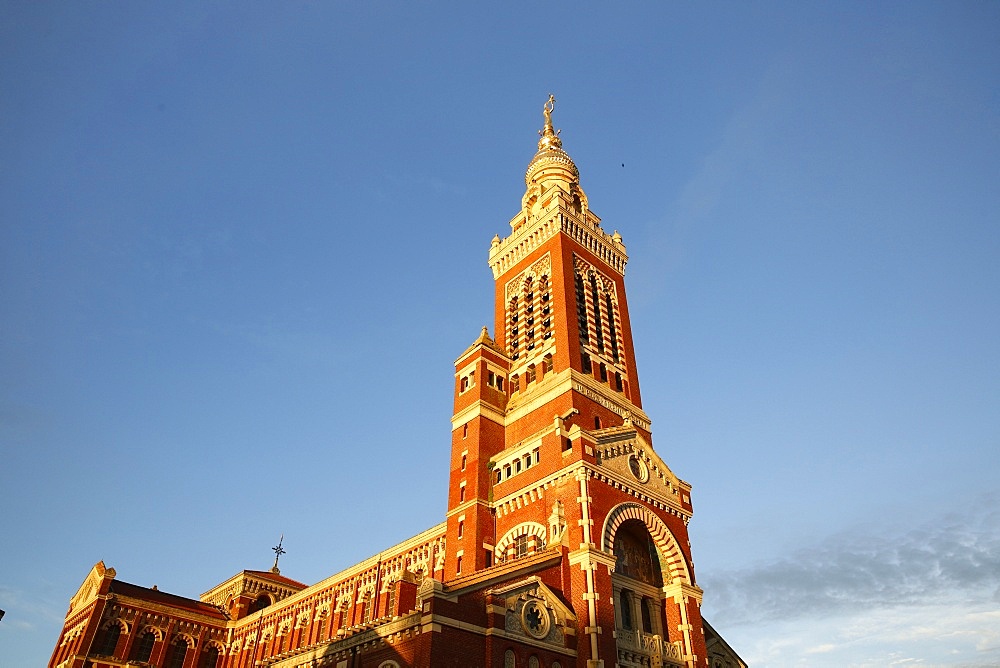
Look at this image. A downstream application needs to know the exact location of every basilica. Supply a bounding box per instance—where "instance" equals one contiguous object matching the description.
[48,98,746,668]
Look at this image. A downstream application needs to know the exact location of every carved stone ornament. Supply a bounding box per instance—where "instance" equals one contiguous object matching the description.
[520,598,551,639]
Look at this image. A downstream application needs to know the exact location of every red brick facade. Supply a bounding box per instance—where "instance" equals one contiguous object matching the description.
[48,99,745,668]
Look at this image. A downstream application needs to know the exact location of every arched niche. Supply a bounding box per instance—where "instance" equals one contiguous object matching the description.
[601,502,691,586]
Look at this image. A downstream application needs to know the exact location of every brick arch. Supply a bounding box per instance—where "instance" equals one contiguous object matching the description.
[601,502,691,585]
[201,639,226,653]
[495,521,547,558]
[172,632,196,649]
[101,617,129,635]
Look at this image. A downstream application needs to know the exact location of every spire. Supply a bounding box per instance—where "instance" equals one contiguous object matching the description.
[525,94,579,186]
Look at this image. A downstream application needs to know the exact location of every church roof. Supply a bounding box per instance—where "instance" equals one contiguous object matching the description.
[243,569,307,589]
[109,580,229,620]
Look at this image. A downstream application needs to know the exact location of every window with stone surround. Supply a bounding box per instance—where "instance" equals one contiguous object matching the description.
[165,637,188,668]
[199,645,220,668]
[131,630,156,663]
[93,622,121,657]
[573,257,628,387]
[513,534,529,559]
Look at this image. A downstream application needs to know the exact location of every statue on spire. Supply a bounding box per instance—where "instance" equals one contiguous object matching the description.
[537,94,563,151]
[543,94,555,129]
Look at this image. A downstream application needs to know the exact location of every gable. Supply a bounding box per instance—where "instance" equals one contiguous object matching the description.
[595,429,685,506]
[489,576,576,648]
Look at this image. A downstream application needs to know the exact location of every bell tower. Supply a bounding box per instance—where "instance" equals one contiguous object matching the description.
[444,96,709,667]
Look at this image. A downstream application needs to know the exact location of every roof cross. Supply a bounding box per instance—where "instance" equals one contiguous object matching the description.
[270,534,286,574]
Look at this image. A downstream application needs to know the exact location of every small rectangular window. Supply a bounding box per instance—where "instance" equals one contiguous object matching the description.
[461,454,467,470]
[457,521,464,538]
[459,485,466,502]
[456,556,462,574]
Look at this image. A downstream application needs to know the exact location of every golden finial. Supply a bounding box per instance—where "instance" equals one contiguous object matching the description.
[538,94,562,150]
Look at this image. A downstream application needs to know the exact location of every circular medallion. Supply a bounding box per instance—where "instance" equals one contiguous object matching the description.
[520,599,550,639]
[628,454,649,483]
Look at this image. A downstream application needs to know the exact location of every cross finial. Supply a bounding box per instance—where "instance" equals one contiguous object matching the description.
[271,534,285,574]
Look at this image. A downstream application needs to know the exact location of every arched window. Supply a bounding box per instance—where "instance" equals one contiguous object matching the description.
[199,645,221,668]
[131,630,157,663]
[513,534,529,558]
[93,621,121,656]
[543,354,553,374]
[641,597,653,633]
[249,593,271,614]
[605,292,620,362]
[612,519,664,587]
[529,656,540,668]
[504,648,517,668]
[619,589,633,630]
[575,272,589,345]
[165,636,188,668]
[590,274,604,352]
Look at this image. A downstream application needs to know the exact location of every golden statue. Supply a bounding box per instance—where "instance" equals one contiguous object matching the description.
[543,94,555,128]
[537,94,562,150]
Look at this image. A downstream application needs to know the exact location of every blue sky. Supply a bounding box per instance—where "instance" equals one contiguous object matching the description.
[1,3,998,666]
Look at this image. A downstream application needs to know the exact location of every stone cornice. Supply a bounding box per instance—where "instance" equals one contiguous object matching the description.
[504,367,651,431]
[444,547,562,594]
[569,370,652,430]
[104,594,227,628]
[579,463,692,525]
[489,207,627,279]
[588,466,691,522]
[451,400,506,429]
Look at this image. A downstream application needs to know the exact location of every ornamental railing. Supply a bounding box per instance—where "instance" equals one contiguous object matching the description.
[616,628,686,667]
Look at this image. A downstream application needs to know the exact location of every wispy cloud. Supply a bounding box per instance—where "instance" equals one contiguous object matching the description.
[705,494,1000,625]
[701,494,1000,666]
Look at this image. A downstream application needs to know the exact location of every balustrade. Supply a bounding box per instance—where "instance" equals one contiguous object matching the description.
[617,628,686,667]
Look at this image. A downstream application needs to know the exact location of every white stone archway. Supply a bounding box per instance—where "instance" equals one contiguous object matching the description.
[601,502,691,585]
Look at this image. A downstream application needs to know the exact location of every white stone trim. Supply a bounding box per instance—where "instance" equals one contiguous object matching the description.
[601,502,692,585]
